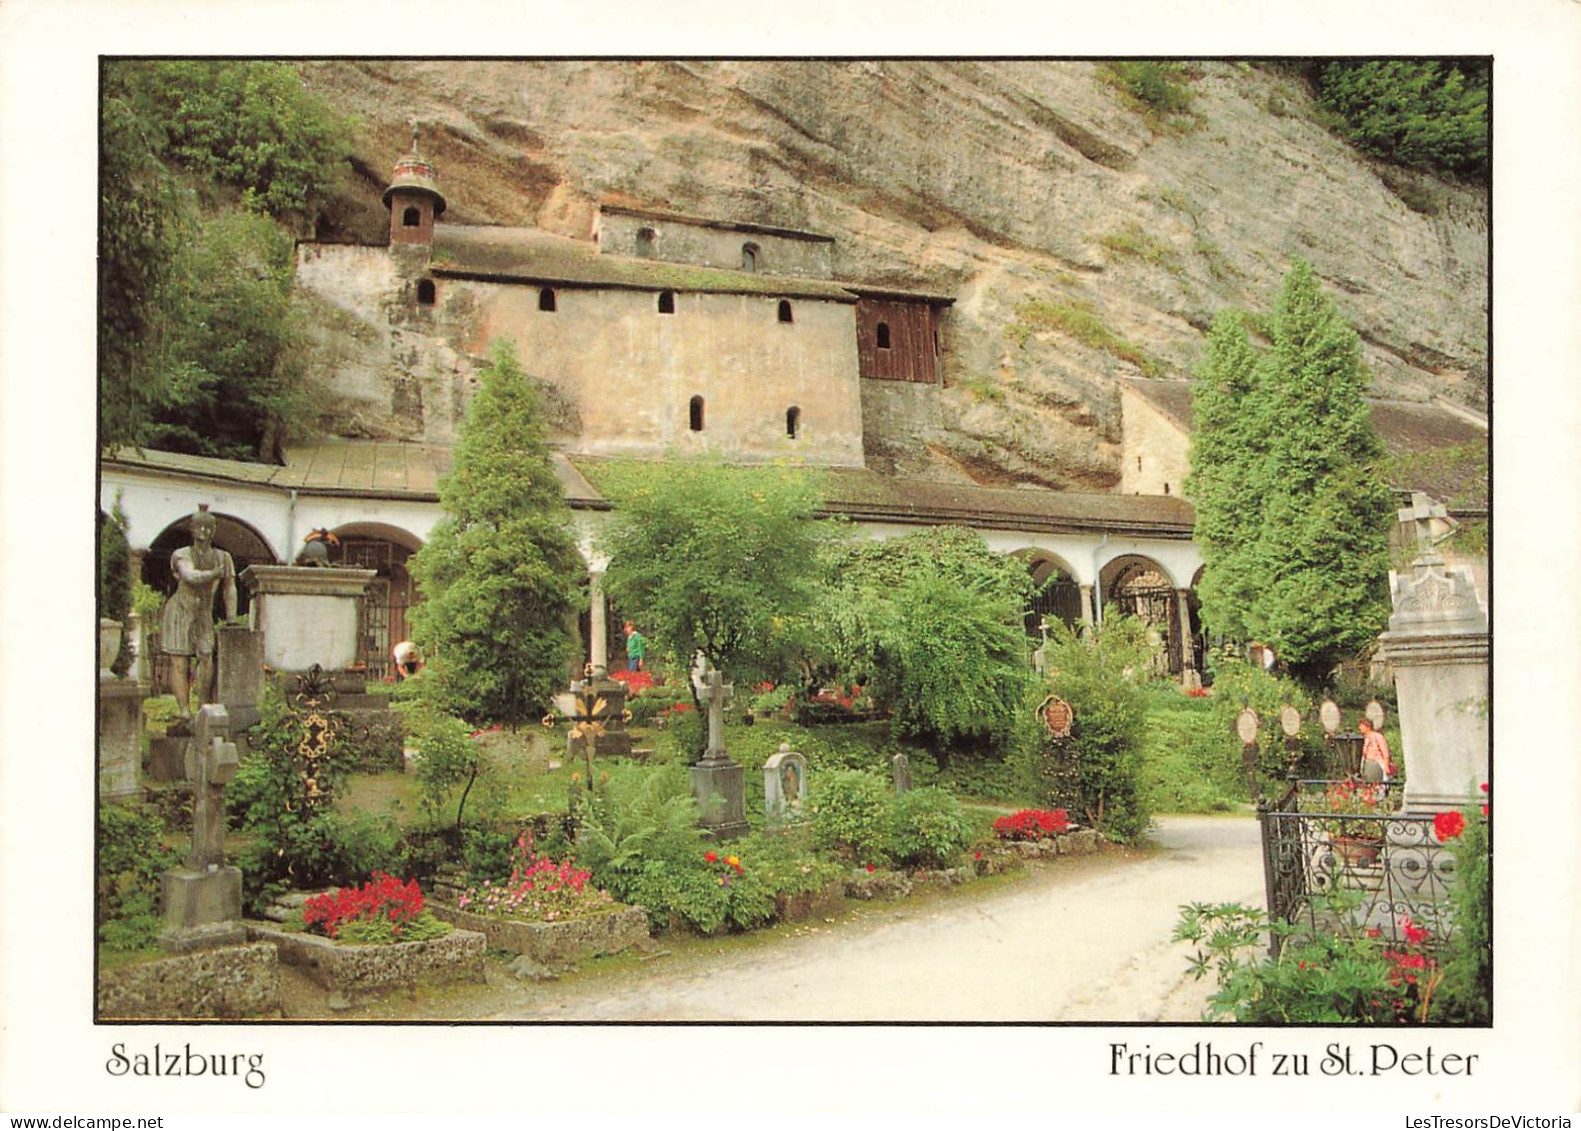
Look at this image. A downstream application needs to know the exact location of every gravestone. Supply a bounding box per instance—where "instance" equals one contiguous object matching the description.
[762,742,808,820]
[890,751,913,794]
[160,705,245,952]
[216,625,266,738]
[689,669,747,839]
[98,668,144,804]
[1375,495,1489,812]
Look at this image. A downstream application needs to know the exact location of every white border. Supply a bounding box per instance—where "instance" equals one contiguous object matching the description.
[2,0,1577,1115]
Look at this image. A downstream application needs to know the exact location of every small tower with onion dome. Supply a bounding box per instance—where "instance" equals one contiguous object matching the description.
[383,121,446,248]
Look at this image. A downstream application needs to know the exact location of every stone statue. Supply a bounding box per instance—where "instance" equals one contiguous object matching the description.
[159,505,237,719]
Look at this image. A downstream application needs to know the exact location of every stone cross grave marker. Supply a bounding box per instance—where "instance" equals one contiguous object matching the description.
[690,668,748,839]
[160,704,245,952]
[186,704,240,869]
[701,669,734,763]
[763,742,809,820]
[891,751,913,794]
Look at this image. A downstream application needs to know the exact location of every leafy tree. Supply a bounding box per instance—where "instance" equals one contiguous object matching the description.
[1034,614,1153,841]
[99,82,191,452]
[1316,60,1488,176]
[595,459,836,723]
[146,210,312,460]
[809,527,1036,751]
[99,60,351,455]
[1187,260,1395,684]
[105,60,352,222]
[407,341,584,726]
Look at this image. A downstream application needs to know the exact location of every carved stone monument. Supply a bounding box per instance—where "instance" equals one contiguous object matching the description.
[763,742,808,820]
[690,669,748,839]
[240,564,377,673]
[160,705,246,952]
[890,751,913,794]
[1375,495,1489,812]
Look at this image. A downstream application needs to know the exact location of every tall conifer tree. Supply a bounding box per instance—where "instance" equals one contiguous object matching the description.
[1188,260,1394,683]
[408,341,583,725]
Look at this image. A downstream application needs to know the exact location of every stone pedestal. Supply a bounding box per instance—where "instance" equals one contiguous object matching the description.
[691,758,748,840]
[1375,538,1489,813]
[240,565,377,673]
[147,735,189,782]
[98,677,144,803]
[159,868,246,952]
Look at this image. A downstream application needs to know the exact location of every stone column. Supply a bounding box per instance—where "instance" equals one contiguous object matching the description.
[1175,588,1201,690]
[588,571,608,677]
[1078,585,1096,631]
[1374,501,1489,813]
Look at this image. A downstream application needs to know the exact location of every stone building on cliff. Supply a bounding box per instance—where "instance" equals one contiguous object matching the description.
[101,136,1479,687]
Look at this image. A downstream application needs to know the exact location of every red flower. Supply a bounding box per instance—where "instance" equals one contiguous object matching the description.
[704,851,718,863]
[864,864,876,873]
[1400,917,1431,945]
[1433,811,1466,841]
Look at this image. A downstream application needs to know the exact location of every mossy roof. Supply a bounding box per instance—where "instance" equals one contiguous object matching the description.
[430,225,857,301]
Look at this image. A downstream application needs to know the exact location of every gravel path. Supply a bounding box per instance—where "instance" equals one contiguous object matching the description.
[464,813,1265,1023]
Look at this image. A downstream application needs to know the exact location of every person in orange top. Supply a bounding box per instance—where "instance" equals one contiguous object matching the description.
[1358,717,1393,783]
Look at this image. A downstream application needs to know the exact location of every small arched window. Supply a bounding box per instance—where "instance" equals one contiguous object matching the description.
[689,395,705,432]
[417,279,436,305]
[658,290,676,315]
[786,406,801,439]
[539,287,557,312]
[637,227,657,258]
[876,321,891,349]
[742,243,760,272]
[402,206,421,228]
[777,300,793,324]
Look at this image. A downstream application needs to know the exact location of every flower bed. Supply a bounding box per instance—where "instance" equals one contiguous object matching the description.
[430,836,651,965]
[992,808,1072,841]
[248,873,484,1009]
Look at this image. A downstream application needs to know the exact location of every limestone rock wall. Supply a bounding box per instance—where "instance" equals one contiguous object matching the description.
[298,60,1488,489]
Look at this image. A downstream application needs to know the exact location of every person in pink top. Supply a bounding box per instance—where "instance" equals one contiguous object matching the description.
[1358,717,1393,783]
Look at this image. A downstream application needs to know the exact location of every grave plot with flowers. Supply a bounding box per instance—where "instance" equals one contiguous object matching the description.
[248,873,486,1009]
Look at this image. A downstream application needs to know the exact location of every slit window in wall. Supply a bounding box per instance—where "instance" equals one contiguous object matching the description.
[778,300,793,324]
[786,406,801,439]
[636,227,657,258]
[658,290,676,314]
[539,287,557,312]
[876,322,891,349]
[417,279,436,305]
[689,395,705,432]
[402,206,421,228]
[742,243,759,272]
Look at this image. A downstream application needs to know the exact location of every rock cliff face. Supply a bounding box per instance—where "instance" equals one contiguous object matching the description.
[299,59,1488,491]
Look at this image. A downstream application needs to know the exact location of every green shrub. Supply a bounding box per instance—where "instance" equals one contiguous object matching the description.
[886,787,976,869]
[810,770,891,863]
[1316,60,1488,175]
[1037,615,1153,841]
[98,805,183,951]
[1137,685,1244,813]
[1208,655,1324,794]
[1102,62,1195,115]
[394,697,483,829]
[732,828,846,898]
[1436,795,1490,1024]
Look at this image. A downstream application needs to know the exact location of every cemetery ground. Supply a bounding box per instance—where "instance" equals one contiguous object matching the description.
[102,681,1288,1023]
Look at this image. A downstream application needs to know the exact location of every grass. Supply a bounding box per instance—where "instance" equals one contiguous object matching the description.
[1012,298,1167,377]
[1099,222,1181,271]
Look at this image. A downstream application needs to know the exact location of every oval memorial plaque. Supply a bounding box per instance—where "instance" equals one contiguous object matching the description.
[1279,704,1302,737]
[1235,708,1259,745]
[1040,695,1074,738]
[1365,700,1386,729]
[1319,699,1342,735]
